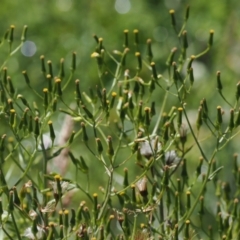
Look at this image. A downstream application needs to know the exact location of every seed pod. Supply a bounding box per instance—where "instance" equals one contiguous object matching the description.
[59,58,65,79]
[7,76,15,95]
[148,103,155,119]
[47,60,53,78]
[236,82,240,101]
[106,215,114,237]
[46,74,53,93]
[184,220,191,239]
[185,5,190,20]
[67,131,75,145]
[107,136,114,157]
[0,134,6,153]
[135,52,142,71]
[216,71,222,91]
[172,62,178,83]
[110,92,117,109]
[34,117,40,139]
[8,191,14,213]
[174,224,179,240]
[40,55,46,73]
[150,62,157,80]
[117,192,125,208]
[120,48,129,67]
[174,192,179,222]
[123,168,129,188]
[13,186,21,206]
[48,121,55,145]
[196,156,203,177]
[123,29,129,48]
[22,70,30,85]
[169,9,176,26]
[9,109,16,127]
[81,122,88,142]
[136,100,143,124]
[144,107,151,129]
[162,165,170,186]
[163,122,170,143]
[32,186,39,211]
[81,105,93,119]
[52,98,57,112]
[8,25,15,46]
[21,25,28,42]
[64,209,69,230]
[166,47,177,67]
[233,154,238,180]
[189,67,194,85]
[133,80,140,100]
[76,201,85,224]
[147,39,153,62]
[196,106,203,130]
[208,29,214,47]
[182,30,188,49]
[232,198,238,219]
[82,207,91,223]
[71,52,76,71]
[187,55,195,71]
[17,94,30,109]
[92,193,98,222]
[102,88,107,110]
[43,88,49,110]
[133,29,139,46]
[96,138,103,154]
[181,158,188,180]
[75,79,82,103]
[79,156,88,173]
[69,208,76,231]
[186,191,191,210]
[216,106,223,127]
[28,115,33,133]
[131,184,136,205]
[229,109,234,131]
[177,107,183,128]
[198,196,204,215]
[55,78,62,96]
[98,37,104,51]
[3,67,7,86]
[122,208,130,237]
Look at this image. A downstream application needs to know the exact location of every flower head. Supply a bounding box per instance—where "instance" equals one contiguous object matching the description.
[165,150,180,166]
[139,137,161,160]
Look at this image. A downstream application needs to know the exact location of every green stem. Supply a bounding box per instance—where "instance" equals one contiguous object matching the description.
[11,212,22,240]
[131,215,138,240]
[152,90,169,135]
[178,150,217,232]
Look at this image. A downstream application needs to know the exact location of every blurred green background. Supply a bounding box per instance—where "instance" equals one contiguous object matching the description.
[2,0,240,95]
[1,0,240,237]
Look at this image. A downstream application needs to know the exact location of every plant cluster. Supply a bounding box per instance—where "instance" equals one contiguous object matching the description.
[1,6,240,240]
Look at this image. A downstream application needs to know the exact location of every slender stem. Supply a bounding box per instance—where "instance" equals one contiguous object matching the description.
[2,227,14,240]
[10,212,22,240]
[131,215,138,240]
[97,169,113,220]
[182,106,209,163]
[178,150,217,232]
[152,90,169,135]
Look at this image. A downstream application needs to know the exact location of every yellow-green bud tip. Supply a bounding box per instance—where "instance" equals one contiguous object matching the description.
[112,92,117,97]
[91,52,100,58]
